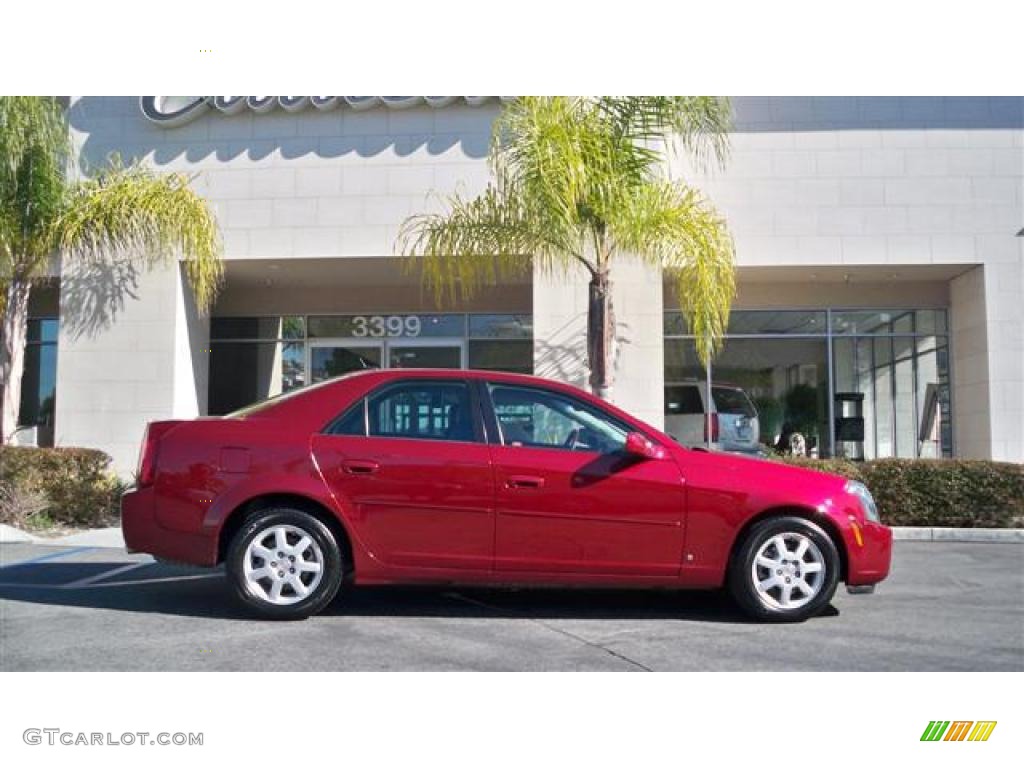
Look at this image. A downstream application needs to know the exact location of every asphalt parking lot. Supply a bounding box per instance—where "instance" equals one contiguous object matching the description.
[0,540,1021,671]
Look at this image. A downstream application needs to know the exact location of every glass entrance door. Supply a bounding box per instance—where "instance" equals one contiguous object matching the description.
[308,339,465,383]
[387,339,464,369]
[309,341,383,384]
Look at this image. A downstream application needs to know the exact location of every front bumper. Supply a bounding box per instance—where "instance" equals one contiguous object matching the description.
[846,584,876,595]
[121,487,218,566]
[845,520,893,586]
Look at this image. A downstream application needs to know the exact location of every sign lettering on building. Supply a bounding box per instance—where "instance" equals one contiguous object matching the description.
[140,96,511,128]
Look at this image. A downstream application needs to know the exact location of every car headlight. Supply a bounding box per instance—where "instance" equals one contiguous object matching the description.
[844,480,880,523]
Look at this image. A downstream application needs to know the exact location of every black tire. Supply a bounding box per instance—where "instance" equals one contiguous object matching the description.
[728,516,840,623]
[226,507,344,620]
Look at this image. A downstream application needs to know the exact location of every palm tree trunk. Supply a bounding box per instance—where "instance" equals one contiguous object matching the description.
[1,277,31,444]
[587,271,615,400]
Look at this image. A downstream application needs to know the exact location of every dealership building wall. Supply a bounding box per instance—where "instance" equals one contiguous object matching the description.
[22,96,1022,475]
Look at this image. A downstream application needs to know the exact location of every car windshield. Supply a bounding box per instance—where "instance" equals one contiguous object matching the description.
[712,387,756,417]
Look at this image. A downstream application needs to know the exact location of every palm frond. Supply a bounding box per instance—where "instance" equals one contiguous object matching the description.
[0,97,69,179]
[398,95,737,376]
[608,179,736,365]
[398,184,564,305]
[55,158,223,311]
[490,97,600,246]
[597,96,732,170]
[0,97,70,280]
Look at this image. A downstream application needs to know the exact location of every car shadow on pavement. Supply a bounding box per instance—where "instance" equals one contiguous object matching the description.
[0,560,840,624]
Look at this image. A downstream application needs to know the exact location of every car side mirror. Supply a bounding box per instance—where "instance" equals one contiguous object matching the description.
[624,432,666,460]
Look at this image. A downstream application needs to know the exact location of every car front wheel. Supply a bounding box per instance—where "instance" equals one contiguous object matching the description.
[728,516,840,623]
[226,508,344,620]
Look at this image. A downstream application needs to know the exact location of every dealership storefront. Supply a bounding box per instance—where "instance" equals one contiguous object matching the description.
[14,96,1022,474]
[207,310,535,415]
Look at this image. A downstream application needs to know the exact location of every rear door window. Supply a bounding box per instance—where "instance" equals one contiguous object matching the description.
[368,381,478,443]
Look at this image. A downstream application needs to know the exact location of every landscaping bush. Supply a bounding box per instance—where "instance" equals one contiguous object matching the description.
[778,456,1024,528]
[0,446,124,529]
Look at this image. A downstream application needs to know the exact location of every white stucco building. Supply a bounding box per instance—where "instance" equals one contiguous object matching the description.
[15,96,1023,474]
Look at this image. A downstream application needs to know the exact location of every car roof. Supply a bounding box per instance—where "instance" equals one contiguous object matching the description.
[240,367,665,441]
[666,379,746,390]
[343,367,599,393]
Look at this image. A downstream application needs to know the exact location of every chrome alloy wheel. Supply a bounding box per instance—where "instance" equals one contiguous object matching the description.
[243,524,324,606]
[751,532,825,611]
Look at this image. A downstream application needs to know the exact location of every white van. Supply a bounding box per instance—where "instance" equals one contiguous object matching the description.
[664,381,761,454]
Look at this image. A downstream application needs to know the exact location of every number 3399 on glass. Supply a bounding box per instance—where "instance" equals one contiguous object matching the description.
[350,315,423,338]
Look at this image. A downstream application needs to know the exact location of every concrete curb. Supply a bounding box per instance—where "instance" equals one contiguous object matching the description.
[46,527,126,549]
[892,526,1024,542]
[0,526,125,549]
[0,524,40,544]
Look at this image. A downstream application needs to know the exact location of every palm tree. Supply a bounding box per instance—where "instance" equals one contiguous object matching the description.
[0,96,223,443]
[399,96,736,400]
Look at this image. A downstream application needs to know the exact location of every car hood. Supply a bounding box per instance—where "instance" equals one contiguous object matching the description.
[671,446,848,497]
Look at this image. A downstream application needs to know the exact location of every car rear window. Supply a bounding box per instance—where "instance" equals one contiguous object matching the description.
[712,387,756,417]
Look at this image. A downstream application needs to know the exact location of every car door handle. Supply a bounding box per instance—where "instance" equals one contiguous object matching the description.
[506,475,545,489]
[342,460,380,475]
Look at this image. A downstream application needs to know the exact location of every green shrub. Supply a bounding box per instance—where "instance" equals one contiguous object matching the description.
[778,456,1023,528]
[0,446,124,528]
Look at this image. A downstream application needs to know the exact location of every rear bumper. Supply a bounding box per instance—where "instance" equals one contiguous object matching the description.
[121,487,218,566]
[845,521,893,586]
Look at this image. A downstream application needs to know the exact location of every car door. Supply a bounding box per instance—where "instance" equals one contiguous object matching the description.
[483,381,686,577]
[311,378,494,571]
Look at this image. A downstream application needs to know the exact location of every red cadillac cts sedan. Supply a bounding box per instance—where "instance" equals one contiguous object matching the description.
[122,369,892,622]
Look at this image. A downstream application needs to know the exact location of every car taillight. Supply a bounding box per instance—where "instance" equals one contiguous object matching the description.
[703,412,720,444]
[136,421,180,488]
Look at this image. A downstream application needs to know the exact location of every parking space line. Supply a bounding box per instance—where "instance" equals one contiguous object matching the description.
[0,546,96,570]
[72,572,223,589]
[0,572,222,590]
[64,561,153,588]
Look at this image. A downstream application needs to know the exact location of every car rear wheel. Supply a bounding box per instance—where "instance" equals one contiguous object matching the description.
[728,516,840,623]
[226,508,344,620]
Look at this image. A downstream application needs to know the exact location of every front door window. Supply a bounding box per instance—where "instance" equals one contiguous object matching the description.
[488,383,629,453]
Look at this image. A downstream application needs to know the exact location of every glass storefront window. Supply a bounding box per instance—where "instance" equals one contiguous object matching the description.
[666,307,952,459]
[831,332,951,460]
[310,344,382,384]
[831,309,946,335]
[468,314,533,339]
[26,318,59,343]
[921,339,953,458]
[468,340,533,373]
[665,310,826,336]
[209,342,305,415]
[664,338,703,383]
[388,344,463,369]
[713,338,829,456]
[664,312,690,337]
[18,342,57,428]
[210,316,305,339]
[18,317,58,444]
[727,311,826,335]
[914,310,948,335]
[308,314,464,339]
[210,313,535,413]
